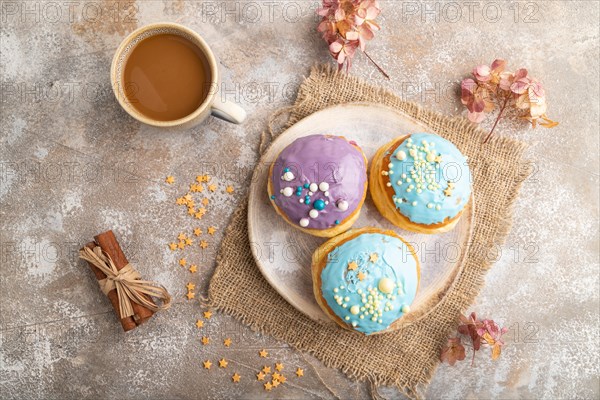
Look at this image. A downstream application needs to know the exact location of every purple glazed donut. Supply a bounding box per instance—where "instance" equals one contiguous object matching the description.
[267,134,368,237]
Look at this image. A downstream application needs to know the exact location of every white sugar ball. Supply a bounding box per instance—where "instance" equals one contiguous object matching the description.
[324,191,329,196]
[378,278,396,294]
[396,150,406,160]
[309,209,319,218]
[426,152,435,162]
[350,305,360,315]
[337,200,349,211]
[282,187,293,197]
[299,218,309,227]
[283,171,294,181]
[309,183,318,192]
[319,182,329,191]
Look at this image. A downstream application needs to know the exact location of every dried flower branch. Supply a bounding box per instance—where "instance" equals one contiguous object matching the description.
[460,59,559,143]
[317,0,388,78]
[441,312,508,366]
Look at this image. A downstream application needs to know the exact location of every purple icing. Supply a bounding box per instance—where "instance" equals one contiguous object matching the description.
[270,135,367,230]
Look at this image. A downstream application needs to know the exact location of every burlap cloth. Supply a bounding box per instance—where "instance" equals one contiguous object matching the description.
[208,65,531,398]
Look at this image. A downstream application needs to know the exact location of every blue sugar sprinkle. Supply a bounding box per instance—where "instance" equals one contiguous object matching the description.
[303,183,309,189]
[284,167,290,172]
[270,195,276,200]
[335,220,340,225]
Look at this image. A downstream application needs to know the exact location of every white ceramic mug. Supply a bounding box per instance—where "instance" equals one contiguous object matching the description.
[111,22,246,128]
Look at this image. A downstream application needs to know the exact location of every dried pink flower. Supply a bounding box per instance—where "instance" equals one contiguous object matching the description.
[459,59,559,142]
[317,0,387,77]
[440,337,466,366]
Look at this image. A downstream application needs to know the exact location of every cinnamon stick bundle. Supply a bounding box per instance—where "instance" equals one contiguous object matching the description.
[82,230,155,331]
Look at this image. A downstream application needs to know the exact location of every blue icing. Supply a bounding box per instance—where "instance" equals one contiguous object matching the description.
[388,133,471,225]
[320,233,419,335]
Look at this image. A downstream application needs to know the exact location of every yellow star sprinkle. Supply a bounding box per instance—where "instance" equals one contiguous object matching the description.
[200,240,208,249]
[369,253,379,263]
[189,265,198,273]
[194,228,202,236]
[262,366,271,374]
[278,374,287,383]
[204,310,213,319]
[196,175,204,183]
[231,373,241,383]
[357,271,367,281]
[208,184,217,192]
[275,363,283,372]
[202,198,210,206]
[179,258,187,266]
[168,243,177,251]
[435,155,442,163]
[259,349,268,358]
[203,360,212,369]
[177,241,185,249]
[226,185,234,194]
[187,208,195,215]
[195,319,204,329]
[256,371,266,381]
[207,226,217,235]
[185,238,193,246]
[176,197,185,205]
[272,372,281,380]
[186,291,195,300]
[194,212,204,219]
[219,358,228,368]
[444,188,453,197]
[165,176,175,184]
[198,207,207,215]
[186,282,195,291]
[177,233,186,240]
[272,379,280,387]
[223,338,232,347]
[347,261,358,271]
[264,382,272,391]
[296,368,304,377]
[184,194,193,201]
[201,336,210,345]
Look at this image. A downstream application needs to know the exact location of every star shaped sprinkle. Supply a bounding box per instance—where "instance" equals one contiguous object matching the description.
[208,184,217,192]
[201,336,210,345]
[296,368,304,377]
[176,197,185,205]
[195,319,204,329]
[231,373,241,383]
[272,379,280,387]
[357,272,367,281]
[444,188,452,197]
[194,212,204,219]
[272,373,281,380]
[262,366,271,374]
[200,240,208,249]
[223,338,232,347]
[168,243,177,251]
[186,282,195,291]
[165,176,175,184]
[203,360,212,369]
[369,253,379,263]
[196,175,204,183]
[435,155,442,163]
[259,349,268,358]
[184,194,193,201]
[275,363,283,372]
[194,228,202,236]
[207,226,217,235]
[187,208,196,215]
[189,265,198,273]
[185,238,193,246]
[219,358,228,368]
[204,310,213,319]
[179,258,187,266]
[347,261,358,271]
[178,233,186,240]
[278,374,287,383]
[177,241,185,249]
[256,371,266,381]
[264,382,272,391]
[226,185,234,194]
[186,291,195,300]
[202,198,209,206]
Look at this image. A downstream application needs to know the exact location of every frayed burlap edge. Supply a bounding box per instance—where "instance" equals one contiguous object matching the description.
[208,65,532,399]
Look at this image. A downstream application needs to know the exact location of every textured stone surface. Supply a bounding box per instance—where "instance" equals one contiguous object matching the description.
[1,1,598,398]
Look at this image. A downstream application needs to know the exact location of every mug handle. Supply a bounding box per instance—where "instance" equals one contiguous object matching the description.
[211,99,246,124]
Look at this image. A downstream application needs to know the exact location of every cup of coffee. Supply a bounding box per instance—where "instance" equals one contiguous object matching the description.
[111,22,246,128]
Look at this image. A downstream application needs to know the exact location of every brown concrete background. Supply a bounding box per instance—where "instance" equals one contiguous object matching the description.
[1,1,598,398]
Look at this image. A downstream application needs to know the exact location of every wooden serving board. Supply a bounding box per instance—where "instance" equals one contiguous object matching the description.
[248,103,474,325]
